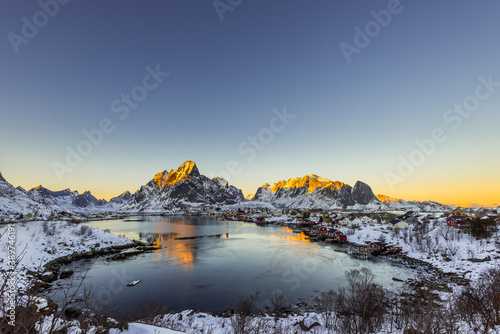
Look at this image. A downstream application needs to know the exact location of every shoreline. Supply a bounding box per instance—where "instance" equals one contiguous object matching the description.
[7,215,485,332]
[30,240,160,293]
[35,218,469,318]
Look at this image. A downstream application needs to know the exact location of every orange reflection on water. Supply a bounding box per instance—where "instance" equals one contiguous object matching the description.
[263,227,310,243]
[149,235,196,267]
[167,241,195,267]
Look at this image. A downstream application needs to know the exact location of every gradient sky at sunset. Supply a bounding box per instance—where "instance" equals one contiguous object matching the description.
[1,1,499,206]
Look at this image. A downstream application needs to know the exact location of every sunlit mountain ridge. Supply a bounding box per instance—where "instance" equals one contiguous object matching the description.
[1,162,497,216]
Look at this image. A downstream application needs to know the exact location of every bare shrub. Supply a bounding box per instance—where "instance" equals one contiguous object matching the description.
[333,267,388,334]
[455,267,500,333]
[313,290,337,329]
[42,221,55,235]
[42,221,49,233]
[74,224,93,237]
[387,282,460,334]
[229,292,260,334]
[270,291,285,315]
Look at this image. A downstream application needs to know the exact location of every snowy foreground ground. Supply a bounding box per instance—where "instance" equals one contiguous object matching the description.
[0,221,132,289]
[332,218,500,281]
[1,219,499,333]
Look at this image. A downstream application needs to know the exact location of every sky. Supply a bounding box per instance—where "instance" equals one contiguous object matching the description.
[1,0,499,206]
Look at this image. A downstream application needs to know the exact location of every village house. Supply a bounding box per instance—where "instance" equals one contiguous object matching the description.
[387,245,403,253]
[368,242,387,252]
[338,217,351,226]
[452,208,467,216]
[446,215,473,228]
[387,219,409,230]
[348,218,363,228]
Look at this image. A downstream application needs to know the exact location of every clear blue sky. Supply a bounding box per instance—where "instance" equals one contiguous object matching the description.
[1,0,499,205]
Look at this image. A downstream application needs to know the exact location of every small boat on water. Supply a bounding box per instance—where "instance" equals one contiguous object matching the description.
[127,280,141,286]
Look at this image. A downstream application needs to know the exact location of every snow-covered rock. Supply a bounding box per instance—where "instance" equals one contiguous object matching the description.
[0,173,55,217]
[251,174,386,210]
[119,161,245,212]
[27,185,124,213]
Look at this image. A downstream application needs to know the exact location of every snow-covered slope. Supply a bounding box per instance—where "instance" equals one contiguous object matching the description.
[252,175,386,210]
[27,185,124,213]
[119,161,245,212]
[376,194,421,210]
[0,221,132,290]
[415,201,451,212]
[0,173,56,217]
[0,172,129,216]
[109,191,132,206]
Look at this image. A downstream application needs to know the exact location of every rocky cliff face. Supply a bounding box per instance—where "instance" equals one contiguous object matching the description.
[351,181,376,205]
[119,161,245,212]
[252,175,383,209]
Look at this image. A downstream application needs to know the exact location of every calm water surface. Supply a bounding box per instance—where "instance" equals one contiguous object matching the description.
[49,216,415,317]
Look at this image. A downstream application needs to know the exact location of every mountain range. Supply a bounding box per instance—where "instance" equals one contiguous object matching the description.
[0,161,467,217]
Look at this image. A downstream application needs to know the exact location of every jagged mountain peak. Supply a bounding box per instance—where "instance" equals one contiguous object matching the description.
[245,193,255,200]
[376,194,403,204]
[0,172,5,182]
[178,160,199,175]
[119,161,245,212]
[270,174,348,195]
[252,175,383,209]
[153,161,200,188]
[352,181,376,205]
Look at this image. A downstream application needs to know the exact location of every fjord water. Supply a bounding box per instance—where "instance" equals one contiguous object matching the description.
[51,216,414,318]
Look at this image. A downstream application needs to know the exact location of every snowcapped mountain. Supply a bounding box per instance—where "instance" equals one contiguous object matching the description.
[0,171,130,216]
[109,191,132,206]
[376,194,421,210]
[375,194,452,211]
[376,194,403,204]
[0,173,56,217]
[251,174,385,210]
[26,185,121,213]
[119,161,245,212]
[445,202,500,208]
[415,201,451,212]
[245,193,255,200]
